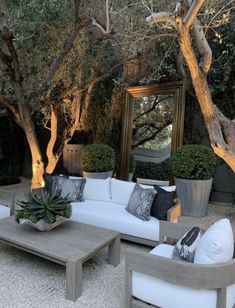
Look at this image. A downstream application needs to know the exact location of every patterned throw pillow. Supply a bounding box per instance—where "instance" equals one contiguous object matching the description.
[48,176,86,202]
[172,227,202,263]
[126,184,156,221]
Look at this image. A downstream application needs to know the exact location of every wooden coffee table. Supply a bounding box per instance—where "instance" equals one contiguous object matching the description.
[0,216,120,301]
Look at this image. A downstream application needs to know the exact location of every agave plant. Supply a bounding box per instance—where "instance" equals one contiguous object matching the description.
[15,189,72,224]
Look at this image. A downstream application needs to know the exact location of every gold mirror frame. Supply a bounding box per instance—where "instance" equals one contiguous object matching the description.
[118,81,185,180]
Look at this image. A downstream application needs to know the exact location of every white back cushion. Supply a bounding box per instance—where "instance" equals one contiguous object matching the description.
[83,178,111,202]
[194,218,234,264]
[111,178,136,206]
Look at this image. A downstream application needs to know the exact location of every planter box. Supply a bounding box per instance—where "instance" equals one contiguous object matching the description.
[175,178,213,217]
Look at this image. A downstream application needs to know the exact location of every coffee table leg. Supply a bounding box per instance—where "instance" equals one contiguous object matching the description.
[66,258,82,301]
[108,234,120,267]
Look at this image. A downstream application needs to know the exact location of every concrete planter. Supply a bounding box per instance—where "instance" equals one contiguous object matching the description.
[175,178,213,217]
[82,171,113,179]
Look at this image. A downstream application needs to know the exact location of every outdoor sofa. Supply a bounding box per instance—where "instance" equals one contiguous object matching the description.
[70,177,181,246]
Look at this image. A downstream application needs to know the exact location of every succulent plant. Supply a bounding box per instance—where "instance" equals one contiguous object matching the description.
[15,189,72,224]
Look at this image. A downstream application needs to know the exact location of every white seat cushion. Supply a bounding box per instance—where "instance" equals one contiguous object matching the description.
[70,200,159,241]
[83,178,111,202]
[0,205,10,219]
[194,218,234,264]
[132,243,235,308]
[110,178,136,206]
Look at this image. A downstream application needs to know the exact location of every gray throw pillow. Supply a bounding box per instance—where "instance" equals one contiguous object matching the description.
[172,227,202,263]
[126,184,156,221]
[51,176,86,202]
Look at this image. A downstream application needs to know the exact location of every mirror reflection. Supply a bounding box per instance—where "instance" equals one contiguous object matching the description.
[132,94,174,164]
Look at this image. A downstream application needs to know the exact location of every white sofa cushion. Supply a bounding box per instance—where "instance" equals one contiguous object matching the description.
[0,205,10,219]
[132,243,235,308]
[70,200,159,241]
[194,218,234,264]
[111,178,136,206]
[83,178,111,202]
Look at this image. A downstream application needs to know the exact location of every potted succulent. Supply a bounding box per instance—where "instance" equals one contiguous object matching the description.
[15,189,72,231]
[171,145,216,217]
[81,144,115,179]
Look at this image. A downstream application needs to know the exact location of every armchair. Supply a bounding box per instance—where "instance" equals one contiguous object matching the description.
[125,221,235,308]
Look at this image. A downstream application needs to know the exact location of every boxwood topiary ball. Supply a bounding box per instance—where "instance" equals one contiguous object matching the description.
[170,145,216,180]
[81,144,115,173]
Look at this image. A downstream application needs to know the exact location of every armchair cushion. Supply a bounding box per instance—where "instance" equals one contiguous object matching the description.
[194,218,234,264]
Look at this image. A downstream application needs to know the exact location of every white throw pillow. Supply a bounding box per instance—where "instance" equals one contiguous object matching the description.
[194,218,234,264]
[83,178,111,202]
[111,178,136,206]
[161,185,176,192]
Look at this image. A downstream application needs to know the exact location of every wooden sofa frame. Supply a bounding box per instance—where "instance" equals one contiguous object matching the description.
[0,188,15,216]
[125,221,235,308]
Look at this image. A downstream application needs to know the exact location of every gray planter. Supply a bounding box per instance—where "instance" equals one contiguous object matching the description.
[82,171,113,179]
[175,178,213,217]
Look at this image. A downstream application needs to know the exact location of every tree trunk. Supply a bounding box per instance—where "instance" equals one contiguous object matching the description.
[46,108,60,174]
[178,23,235,172]
[21,106,44,189]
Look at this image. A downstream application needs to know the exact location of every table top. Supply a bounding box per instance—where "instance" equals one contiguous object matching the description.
[0,217,119,263]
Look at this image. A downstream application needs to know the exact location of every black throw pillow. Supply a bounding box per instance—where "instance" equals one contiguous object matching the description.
[150,186,175,220]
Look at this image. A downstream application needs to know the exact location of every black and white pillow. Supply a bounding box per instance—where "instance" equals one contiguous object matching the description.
[126,184,156,221]
[172,227,202,263]
[46,175,86,202]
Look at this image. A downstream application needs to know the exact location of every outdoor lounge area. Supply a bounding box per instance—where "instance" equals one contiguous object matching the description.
[0,0,235,307]
[0,178,235,307]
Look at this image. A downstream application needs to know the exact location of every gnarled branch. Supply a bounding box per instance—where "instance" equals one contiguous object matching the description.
[184,0,206,28]
[146,12,176,26]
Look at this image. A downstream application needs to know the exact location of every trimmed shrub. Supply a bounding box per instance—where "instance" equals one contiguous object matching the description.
[170,144,216,180]
[81,144,115,172]
[133,159,171,181]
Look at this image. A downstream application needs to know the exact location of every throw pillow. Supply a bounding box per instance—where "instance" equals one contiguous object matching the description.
[111,178,136,206]
[83,178,111,202]
[126,184,156,221]
[51,176,86,202]
[194,218,234,264]
[151,186,175,220]
[44,174,68,193]
[172,227,202,262]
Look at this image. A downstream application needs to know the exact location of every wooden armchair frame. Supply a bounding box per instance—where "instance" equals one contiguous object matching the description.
[125,221,235,308]
[0,188,15,215]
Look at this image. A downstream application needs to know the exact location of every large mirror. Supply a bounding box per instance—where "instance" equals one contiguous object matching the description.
[119,82,185,180]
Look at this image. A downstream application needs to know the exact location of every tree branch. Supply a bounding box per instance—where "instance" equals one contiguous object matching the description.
[132,120,172,148]
[28,0,86,101]
[146,12,176,26]
[91,0,112,34]
[184,0,206,28]
[133,96,170,122]
[0,94,21,124]
[192,19,212,74]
